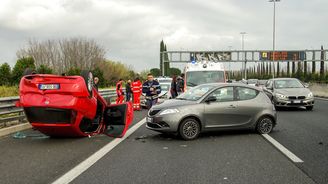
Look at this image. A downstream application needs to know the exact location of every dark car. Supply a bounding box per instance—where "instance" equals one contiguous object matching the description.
[263,78,314,110]
[146,83,277,140]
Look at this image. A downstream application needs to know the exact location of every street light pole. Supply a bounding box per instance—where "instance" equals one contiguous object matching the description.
[269,0,280,79]
[240,32,247,79]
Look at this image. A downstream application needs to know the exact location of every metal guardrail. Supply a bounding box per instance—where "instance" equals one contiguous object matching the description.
[0,89,120,128]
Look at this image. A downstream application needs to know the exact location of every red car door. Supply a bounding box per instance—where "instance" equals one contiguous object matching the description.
[102,102,134,138]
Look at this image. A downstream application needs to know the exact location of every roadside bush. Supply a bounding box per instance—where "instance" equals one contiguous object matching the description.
[0,86,18,97]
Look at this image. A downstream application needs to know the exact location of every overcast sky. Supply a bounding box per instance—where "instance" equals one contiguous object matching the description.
[0,0,327,71]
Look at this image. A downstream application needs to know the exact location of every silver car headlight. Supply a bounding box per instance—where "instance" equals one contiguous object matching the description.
[159,109,179,115]
[306,92,313,99]
[276,93,288,100]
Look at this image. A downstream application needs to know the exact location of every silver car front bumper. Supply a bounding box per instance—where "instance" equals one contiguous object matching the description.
[274,98,314,107]
[145,115,180,133]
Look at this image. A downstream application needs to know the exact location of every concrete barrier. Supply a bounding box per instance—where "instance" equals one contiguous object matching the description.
[309,83,328,98]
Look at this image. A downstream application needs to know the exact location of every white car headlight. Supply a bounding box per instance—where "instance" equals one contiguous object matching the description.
[307,92,313,98]
[159,109,179,115]
[276,93,287,100]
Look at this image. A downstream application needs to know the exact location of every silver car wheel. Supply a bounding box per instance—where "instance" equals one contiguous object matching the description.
[182,120,198,139]
[257,118,273,134]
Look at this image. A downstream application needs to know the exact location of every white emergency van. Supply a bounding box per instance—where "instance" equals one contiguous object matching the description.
[184,61,226,91]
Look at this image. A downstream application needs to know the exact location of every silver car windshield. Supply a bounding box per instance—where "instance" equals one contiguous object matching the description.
[274,79,304,89]
[176,84,215,101]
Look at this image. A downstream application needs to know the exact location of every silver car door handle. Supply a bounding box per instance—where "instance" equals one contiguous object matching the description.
[227,104,237,109]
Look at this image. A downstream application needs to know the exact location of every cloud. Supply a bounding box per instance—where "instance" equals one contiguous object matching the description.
[0,0,327,71]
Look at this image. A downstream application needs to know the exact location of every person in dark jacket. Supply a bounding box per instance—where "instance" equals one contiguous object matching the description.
[177,73,185,95]
[170,75,178,98]
[142,73,161,109]
[125,80,132,102]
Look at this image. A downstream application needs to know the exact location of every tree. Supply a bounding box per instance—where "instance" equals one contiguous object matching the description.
[12,57,35,84]
[287,61,290,77]
[66,67,81,76]
[276,62,280,77]
[168,67,181,76]
[164,44,170,76]
[92,67,105,87]
[37,64,53,74]
[312,50,316,74]
[292,61,296,74]
[17,38,106,74]
[320,45,325,76]
[0,63,11,86]
[150,68,161,77]
[159,40,165,75]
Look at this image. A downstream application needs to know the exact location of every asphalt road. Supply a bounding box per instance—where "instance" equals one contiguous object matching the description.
[0,110,146,184]
[0,99,327,184]
[270,98,328,184]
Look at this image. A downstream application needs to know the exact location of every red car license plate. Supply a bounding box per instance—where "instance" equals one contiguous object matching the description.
[39,84,60,90]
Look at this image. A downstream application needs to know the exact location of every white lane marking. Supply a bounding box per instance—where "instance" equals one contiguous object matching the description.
[262,134,303,163]
[52,118,146,184]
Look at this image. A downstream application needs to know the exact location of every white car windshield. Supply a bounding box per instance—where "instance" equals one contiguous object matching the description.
[186,71,225,87]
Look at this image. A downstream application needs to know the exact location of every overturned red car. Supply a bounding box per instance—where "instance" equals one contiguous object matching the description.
[16,70,133,138]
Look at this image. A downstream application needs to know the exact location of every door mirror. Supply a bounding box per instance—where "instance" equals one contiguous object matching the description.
[103,102,133,138]
[304,83,309,88]
[205,96,217,103]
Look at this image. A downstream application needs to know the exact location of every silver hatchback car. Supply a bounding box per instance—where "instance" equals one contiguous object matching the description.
[146,83,277,140]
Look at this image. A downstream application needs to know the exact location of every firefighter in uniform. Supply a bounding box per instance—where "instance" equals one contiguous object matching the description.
[116,79,124,104]
[132,77,142,111]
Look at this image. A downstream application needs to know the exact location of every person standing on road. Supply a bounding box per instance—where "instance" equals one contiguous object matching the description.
[177,73,185,95]
[170,75,178,98]
[132,77,142,111]
[125,80,132,102]
[116,79,124,104]
[94,77,99,91]
[142,73,161,109]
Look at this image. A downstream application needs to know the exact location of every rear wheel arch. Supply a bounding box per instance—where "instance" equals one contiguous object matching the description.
[257,114,276,125]
[256,114,275,134]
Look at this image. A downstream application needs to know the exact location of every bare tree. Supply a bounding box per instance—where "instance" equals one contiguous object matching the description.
[17,38,106,74]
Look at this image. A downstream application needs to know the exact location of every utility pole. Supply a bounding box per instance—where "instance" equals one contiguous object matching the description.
[240,32,247,79]
[269,0,280,79]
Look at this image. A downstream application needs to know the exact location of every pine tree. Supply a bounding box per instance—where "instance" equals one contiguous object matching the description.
[164,44,170,76]
[320,45,325,76]
[292,61,296,74]
[312,50,316,74]
[276,62,280,77]
[159,40,165,75]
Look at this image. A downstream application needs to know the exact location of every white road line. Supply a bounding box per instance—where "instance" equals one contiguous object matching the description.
[52,118,146,184]
[262,134,303,163]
